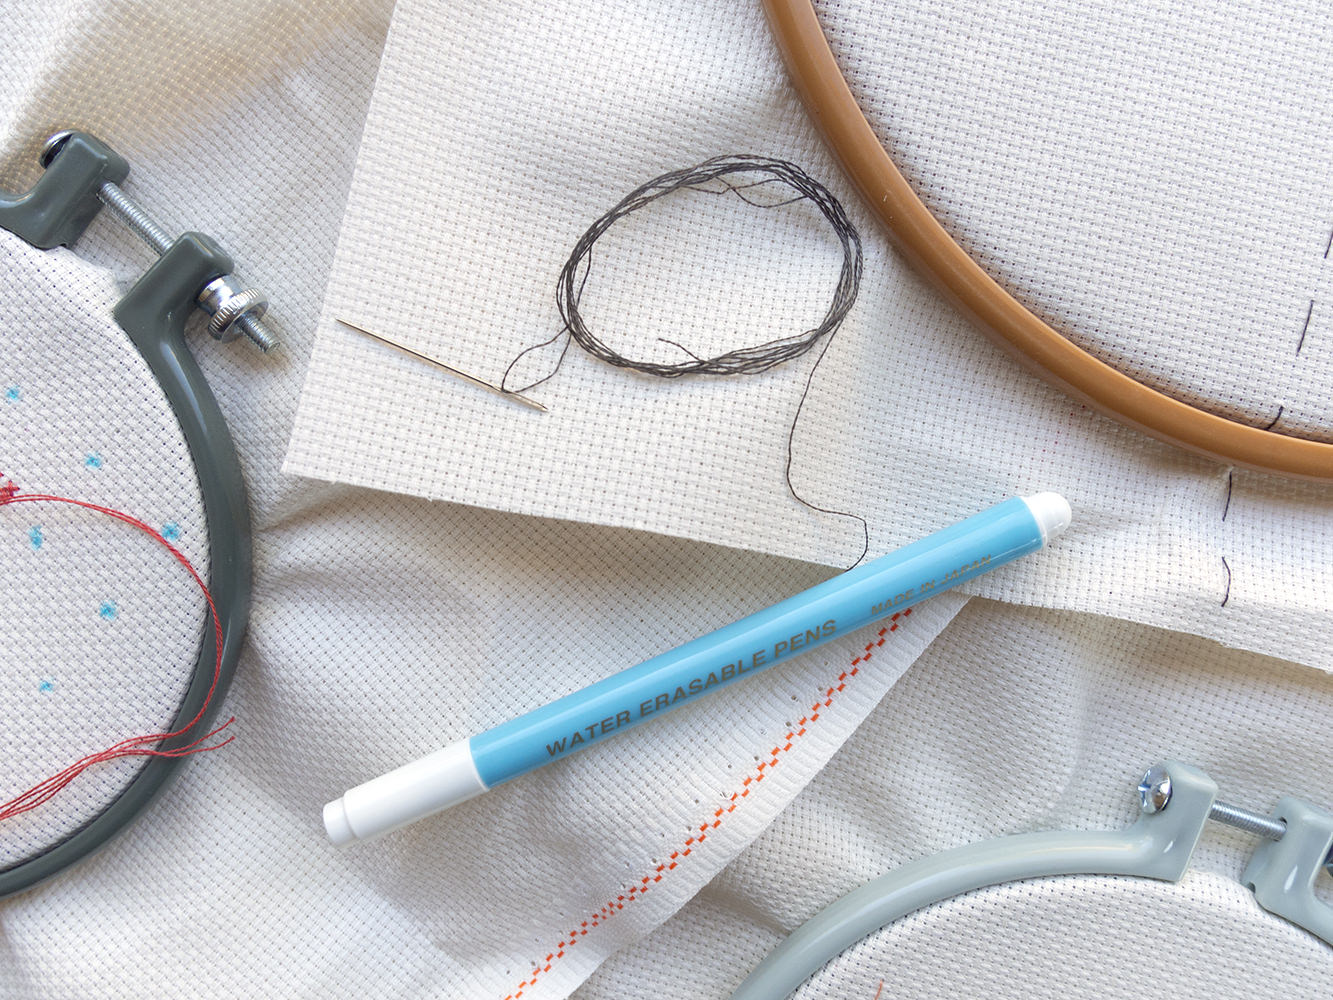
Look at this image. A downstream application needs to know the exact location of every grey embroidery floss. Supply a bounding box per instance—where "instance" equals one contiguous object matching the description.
[503,155,861,384]
[502,154,870,562]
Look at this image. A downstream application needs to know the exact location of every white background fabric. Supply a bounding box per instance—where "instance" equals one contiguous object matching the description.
[287,0,1333,670]
[0,1,960,994]
[0,1,1329,999]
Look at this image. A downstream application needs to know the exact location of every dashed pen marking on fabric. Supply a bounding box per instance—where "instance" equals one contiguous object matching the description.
[84,452,103,469]
[38,679,54,694]
[1220,471,1234,607]
[28,525,42,550]
[161,522,181,541]
[3,386,18,403]
[1297,299,1313,356]
[98,600,118,621]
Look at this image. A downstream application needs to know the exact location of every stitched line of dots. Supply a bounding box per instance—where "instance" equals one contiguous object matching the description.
[502,609,912,1000]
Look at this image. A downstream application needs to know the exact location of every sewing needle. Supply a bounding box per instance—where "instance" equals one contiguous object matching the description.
[336,319,548,412]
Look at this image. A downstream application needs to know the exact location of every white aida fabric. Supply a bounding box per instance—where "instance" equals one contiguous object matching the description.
[286,0,1333,671]
[583,875,1333,1000]
[574,599,1333,999]
[0,2,1328,999]
[4,491,962,999]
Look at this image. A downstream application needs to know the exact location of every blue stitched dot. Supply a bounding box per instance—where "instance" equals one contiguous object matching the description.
[3,386,18,402]
[98,600,118,620]
[161,522,181,541]
[38,679,55,694]
[84,452,103,469]
[28,525,42,550]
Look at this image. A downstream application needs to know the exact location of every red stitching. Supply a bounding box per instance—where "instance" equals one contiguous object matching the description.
[500,609,912,1000]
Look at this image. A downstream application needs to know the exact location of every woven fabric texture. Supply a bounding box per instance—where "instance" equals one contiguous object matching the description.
[823,0,1333,439]
[0,1,1328,999]
[1,2,963,996]
[286,0,1333,669]
[576,599,1333,999]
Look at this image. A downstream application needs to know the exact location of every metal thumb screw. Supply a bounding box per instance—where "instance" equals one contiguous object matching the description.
[41,131,279,352]
[1138,764,1301,846]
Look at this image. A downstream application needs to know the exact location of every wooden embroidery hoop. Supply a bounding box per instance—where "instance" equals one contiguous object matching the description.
[763,0,1333,482]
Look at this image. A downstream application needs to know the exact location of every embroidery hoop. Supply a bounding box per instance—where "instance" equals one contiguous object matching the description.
[763,0,1333,482]
[731,762,1333,999]
[0,132,253,898]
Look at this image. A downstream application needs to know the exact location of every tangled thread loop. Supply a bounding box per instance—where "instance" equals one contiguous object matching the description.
[502,154,863,392]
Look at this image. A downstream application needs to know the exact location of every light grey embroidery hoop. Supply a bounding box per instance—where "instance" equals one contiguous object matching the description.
[731,762,1333,1000]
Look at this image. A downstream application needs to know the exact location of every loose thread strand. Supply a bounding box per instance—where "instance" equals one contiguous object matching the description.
[500,154,868,560]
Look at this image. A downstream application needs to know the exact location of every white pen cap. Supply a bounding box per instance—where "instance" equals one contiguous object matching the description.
[323,738,486,846]
[1020,492,1072,545]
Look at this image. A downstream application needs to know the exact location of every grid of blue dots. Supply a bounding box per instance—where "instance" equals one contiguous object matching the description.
[4,403,187,697]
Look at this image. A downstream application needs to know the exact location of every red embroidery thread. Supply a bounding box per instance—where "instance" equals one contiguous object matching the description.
[0,490,233,822]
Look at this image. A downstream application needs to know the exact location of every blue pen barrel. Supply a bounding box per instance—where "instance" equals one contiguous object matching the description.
[470,496,1049,787]
[324,494,1067,845]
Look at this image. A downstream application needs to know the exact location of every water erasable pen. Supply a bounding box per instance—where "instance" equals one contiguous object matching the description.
[323,493,1071,845]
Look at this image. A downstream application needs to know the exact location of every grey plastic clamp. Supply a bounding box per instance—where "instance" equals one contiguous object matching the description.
[730,763,1331,1000]
[0,132,128,248]
[0,133,252,898]
[1244,796,1333,948]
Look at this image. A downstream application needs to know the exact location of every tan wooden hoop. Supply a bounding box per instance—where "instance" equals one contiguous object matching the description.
[764,0,1333,481]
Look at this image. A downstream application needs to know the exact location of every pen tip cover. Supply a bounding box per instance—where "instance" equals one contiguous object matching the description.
[324,798,356,846]
[1021,492,1072,544]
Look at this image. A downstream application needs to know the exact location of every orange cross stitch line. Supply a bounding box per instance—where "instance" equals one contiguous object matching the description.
[502,609,912,999]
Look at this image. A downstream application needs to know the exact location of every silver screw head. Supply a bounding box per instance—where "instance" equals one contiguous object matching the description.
[197,275,275,349]
[1138,765,1173,814]
[39,130,75,169]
